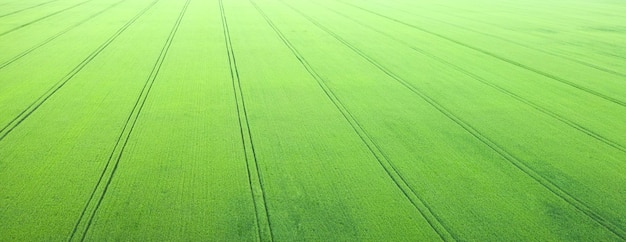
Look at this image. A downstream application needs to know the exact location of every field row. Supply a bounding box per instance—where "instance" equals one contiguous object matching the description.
[1,0,625,240]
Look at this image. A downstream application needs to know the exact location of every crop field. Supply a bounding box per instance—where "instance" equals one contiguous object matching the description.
[1,0,625,240]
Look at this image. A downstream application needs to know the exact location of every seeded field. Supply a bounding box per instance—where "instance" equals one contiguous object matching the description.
[1,0,625,241]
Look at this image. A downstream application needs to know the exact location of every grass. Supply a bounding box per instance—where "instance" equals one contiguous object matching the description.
[0,0,625,240]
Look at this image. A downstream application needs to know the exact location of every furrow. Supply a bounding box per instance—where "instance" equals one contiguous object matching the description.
[68,0,189,241]
[0,0,95,38]
[336,0,626,108]
[0,0,157,143]
[284,1,626,239]
[0,0,127,70]
[313,2,626,154]
[258,1,455,241]
[219,0,273,241]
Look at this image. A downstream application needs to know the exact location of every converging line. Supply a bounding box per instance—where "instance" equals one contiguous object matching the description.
[220,0,274,241]
[287,1,626,239]
[253,0,457,241]
[68,0,189,240]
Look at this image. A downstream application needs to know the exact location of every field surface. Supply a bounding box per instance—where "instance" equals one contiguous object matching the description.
[1,0,625,240]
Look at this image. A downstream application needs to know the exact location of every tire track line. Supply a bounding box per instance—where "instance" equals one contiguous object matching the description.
[286,2,626,239]
[220,0,273,241]
[253,1,456,241]
[0,0,158,143]
[0,0,94,38]
[336,0,626,108]
[0,0,127,70]
[382,2,626,79]
[0,0,59,18]
[68,0,189,241]
[312,3,626,154]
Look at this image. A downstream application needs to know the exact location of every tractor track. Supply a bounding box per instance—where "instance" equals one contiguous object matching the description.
[377,1,626,79]
[311,1,626,154]
[285,1,626,239]
[337,0,626,108]
[0,0,159,143]
[68,0,189,240]
[253,1,457,241]
[0,0,127,70]
[220,0,274,241]
[0,0,95,38]
[0,0,60,19]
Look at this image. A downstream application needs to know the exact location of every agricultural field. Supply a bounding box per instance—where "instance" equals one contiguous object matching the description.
[1,0,625,240]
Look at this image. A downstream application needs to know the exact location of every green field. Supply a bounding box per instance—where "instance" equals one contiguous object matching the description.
[1,0,625,240]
